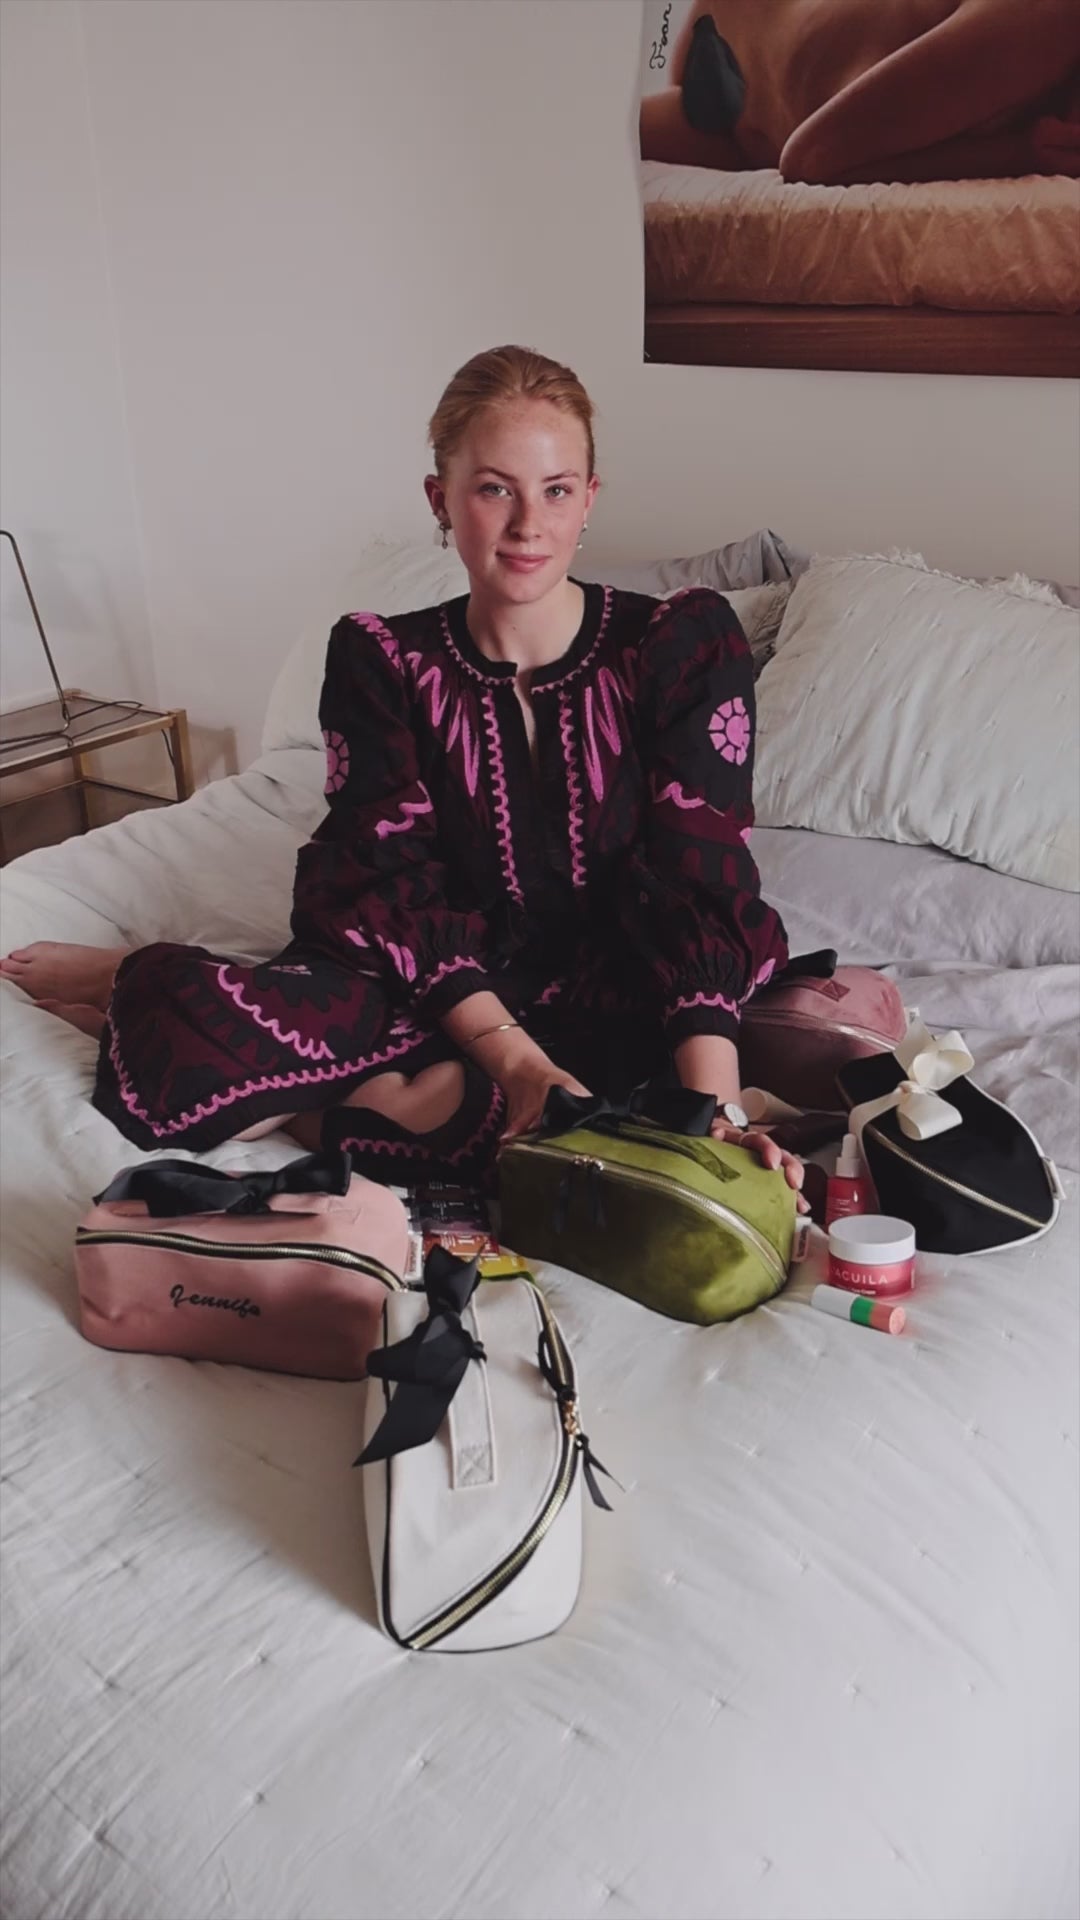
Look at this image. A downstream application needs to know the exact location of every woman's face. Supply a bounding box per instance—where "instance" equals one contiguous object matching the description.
[426,398,599,605]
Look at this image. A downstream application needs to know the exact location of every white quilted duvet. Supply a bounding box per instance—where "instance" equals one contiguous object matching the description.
[1,743,1077,1920]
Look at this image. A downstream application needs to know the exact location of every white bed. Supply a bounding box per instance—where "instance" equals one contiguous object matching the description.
[2,607,1078,1920]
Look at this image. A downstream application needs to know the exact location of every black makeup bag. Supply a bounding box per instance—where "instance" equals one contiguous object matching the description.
[837,1017,1062,1257]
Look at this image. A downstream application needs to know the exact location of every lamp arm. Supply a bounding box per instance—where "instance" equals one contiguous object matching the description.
[0,529,72,728]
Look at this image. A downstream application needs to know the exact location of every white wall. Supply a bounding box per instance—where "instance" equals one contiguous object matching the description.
[0,0,155,714]
[3,0,1078,778]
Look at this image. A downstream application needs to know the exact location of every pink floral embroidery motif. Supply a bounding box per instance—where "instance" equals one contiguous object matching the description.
[581,668,626,802]
[215,967,335,1061]
[559,691,587,890]
[406,653,480,795]
[708,696,749,764]
[481,689,523,905]
[666,989,738,1019]
[375,789,434,840]
[323,729,350,794]
[376,937,417,984]
[652,778,704,812]
[108,1013,428,1138]
[349,610,403,673]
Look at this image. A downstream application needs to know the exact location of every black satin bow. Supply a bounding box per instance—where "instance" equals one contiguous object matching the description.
[94,1148,355,1218]
[354,1248,485,1467]
[539,1076,717,1142]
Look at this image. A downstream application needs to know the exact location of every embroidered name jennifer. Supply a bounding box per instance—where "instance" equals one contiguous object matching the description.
[169,1283,261,1318]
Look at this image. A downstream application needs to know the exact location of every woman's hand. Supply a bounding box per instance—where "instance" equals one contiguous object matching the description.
[444,999,591,1141]
[710,1118,809,1213]
[499,1058,591,1144]
[672,1036,808,1211]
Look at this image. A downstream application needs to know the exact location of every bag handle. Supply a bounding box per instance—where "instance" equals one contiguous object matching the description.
[539,1075,716,1141]
[354,1248,484,1466]
[615,1121,742,1183]
[759,948,838,990]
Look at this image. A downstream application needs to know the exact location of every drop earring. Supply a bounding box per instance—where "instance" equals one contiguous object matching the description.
[441,524,449,550]
[577,522,589,550]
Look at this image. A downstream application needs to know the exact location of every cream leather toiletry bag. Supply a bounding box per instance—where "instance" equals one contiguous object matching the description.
[357,1250,611,1651]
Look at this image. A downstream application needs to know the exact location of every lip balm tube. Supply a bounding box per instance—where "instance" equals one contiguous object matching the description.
[811,1282,906,1335]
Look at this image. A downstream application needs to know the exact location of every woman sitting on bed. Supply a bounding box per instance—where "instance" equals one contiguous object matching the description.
[640,0,1080,185]
[0,345,806,1208]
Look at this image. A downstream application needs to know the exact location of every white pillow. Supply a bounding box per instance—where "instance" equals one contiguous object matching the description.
[754,553,1080,892]
[261,541,792,755]
[262,541,469,754]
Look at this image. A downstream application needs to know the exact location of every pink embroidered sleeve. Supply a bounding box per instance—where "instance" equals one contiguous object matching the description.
[290,616,494,1016]
[619,589,789,1045]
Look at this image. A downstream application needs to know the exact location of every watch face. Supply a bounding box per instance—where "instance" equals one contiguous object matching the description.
[721,1102,749,1130]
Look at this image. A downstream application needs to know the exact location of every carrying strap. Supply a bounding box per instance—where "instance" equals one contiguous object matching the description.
[355,1253,618,1512]
[764,948,839,988]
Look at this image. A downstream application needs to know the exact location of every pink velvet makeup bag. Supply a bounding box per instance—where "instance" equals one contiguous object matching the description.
[74,1152,410,1379]
[739,965,907,1111]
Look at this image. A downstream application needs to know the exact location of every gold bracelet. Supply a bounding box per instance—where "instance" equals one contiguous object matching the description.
[461,1021,521,1047]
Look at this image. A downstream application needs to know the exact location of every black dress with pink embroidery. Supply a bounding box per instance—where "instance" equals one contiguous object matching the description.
[92,584,789,1177]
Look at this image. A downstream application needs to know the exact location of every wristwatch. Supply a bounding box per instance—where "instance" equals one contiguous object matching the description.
[718,1101,749,1131]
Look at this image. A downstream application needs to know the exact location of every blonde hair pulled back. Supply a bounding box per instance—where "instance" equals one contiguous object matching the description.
[428,345,596,479]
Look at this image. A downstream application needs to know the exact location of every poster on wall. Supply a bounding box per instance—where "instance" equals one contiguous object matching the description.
[638,1,1080,377]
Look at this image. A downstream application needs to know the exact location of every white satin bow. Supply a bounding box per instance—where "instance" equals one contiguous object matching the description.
[848,1011,974,1148]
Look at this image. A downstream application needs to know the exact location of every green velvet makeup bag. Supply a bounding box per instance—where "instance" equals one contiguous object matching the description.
[498,1117,796,1326]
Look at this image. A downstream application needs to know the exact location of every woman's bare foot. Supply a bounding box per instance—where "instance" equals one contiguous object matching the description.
[36,998,107,1041]
[0,942,129,1010]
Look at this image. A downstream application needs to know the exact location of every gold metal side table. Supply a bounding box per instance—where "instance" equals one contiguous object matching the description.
[0,691,194,865]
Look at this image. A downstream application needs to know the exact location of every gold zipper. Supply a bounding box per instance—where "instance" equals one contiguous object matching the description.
[747,1006,891,1049]
[395,1282,578,1651]
[506,1140,787,1287]
[73,1228,403,1290]
[863,1124,1048,1230]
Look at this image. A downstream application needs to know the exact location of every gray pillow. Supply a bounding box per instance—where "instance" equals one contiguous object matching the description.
[579,530,802,676]
[578,527,807,596]
[715,582,792,676]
